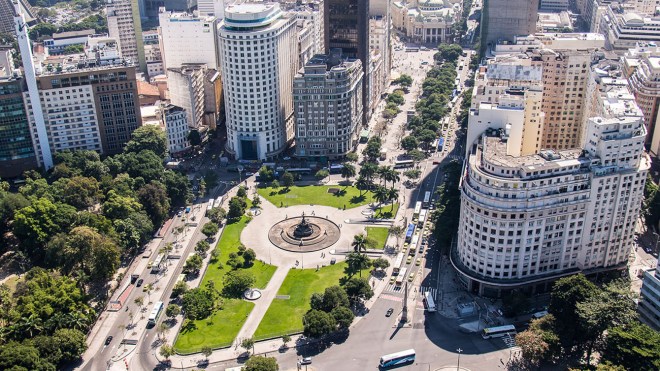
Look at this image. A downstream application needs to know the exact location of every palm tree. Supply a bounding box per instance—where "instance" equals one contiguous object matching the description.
[373,185,389,207]
[377,166,389,186]
[346,252,371,277]
[341,162,356,184]
[359,162,378,186]
[387,187,400,211]
[380,167,400,188]
[355,176,370,196]
[352,234,368,254]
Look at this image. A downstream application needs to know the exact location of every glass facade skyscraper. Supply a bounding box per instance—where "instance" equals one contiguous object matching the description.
[0,78,37,178]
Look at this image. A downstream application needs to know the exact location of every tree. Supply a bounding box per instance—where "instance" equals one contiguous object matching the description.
[159,344,175,361]
[281,334,291,348]
[346,252,371,277]
[502,290,530,317]
[331,306,354,329]
[0,341,55,371]
[207,207,227,224]
[245,355,279,371]
[137,181,170,227]
[315,169,329,180]
[387,187,399,210]
[258,166,274,182]
[303,309,337,339]
[345,152,359,163]
[437,43,463,62]
[165,304,181,319]
[516,330,549,367]
[407,149,426,164]
[352,234,368,254]
[195,240,211,256]
[228,196,246,220]
[222,270,255,298]
[201,346,213,360]
[363,137,382,162]
[373,186,389,208]
[162,170,192,207]
[403,169,422,182]
[202,221,219,239]
[602,321,660,371]
[102,190,142,220]
[281,172,295,189]
[393,74,413,87]
[181,288,215,320]
[549,274,598,351]
[386,91,405,105]
[116,150,165,183]
[183,254,203,275]
[52,328,87,364]
[58,176,100,210]
[243,248,257,267]
[125,125,168,159]
[388,225,405,244]
[241,337,255,355]
[344,277,374,304]
[371,258,390,271]
[417,129,437,151]
[270,179,280,189]
[359,162,379,183]
[251,195,261,208]
[172,281,188,298]
[321,286,350,312]
[400,135,419,151]
[340,162,356,183]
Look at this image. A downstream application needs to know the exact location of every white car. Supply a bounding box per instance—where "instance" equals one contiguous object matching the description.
[300,357,312,365]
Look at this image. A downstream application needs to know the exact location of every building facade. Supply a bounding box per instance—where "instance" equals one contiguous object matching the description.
[107,0,146,74]
[158,9,219,70]
[293,54,363,159]
[217,2,297,160]
[167,64,207,130]
[627,53,660,156]
[161,103,190,156]
[480,0,539,50]
[639,260,660,330]
[600,6,660,52]
[0,77,37,178]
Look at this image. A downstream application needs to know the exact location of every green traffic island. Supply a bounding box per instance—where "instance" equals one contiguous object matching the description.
[256,185,375,209]
[173,216,276,354]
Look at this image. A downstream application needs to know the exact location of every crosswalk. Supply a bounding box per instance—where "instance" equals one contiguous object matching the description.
[502,334,516,348]
[419,286,437,300]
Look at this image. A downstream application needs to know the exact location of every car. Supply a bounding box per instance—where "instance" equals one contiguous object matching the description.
[177,211,183,217]
[390,276,396,284]
[136,278,143,287]
[300,357,312,365]
[245,172,254,177]
[105,336,113,345]
[386,308,394,317]
[407,256,413,264]
[408,272,415,282]
[283,156,291,161]
[146,261,153,269]
[416,258,422,266]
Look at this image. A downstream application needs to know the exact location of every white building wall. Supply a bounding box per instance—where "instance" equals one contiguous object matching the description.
[159,9,219,70]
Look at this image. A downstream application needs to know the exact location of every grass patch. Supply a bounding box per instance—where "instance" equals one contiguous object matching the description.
[253,263,368,340]
[366,227,389,250]
[374,203,399,219]
[174,216,276,354]
[257,185,374,209]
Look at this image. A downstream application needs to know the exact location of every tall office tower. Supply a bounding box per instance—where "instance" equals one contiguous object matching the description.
[293,54,363,159]
[217,2,297,160]
[13,0,52,170]
[480,0,539,51]
[325,0,370,124]
[455,116,649,296]
[0,77,38,178]
[107,0,147,75]
[167,64,206,129]
[158,8,219,70]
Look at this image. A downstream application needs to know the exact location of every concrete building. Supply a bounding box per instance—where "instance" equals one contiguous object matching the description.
[158,9,219,70]
[369,9,392,101]
[167,64,206,130]
[197,0,227,17]
[626,50,660,156]
[455,115,649,296]
[43,29,96,56]
[0,0,36,36]
[0,76,38,178]
[480,0,539,50]
[537,11,573,32]
[161,103,191,156]
[391,0,459,45]
[600,5,660,52]
[288,1,325,67]
[540,0,568,12]
[107,0,146,74]
[218,2,297,160]
[143,30,164,77]
[0,46,14,77]
[293,54,363,159]
[639,260,660,330]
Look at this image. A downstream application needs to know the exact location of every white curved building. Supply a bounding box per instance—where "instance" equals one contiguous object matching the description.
[217,2,297,160]
[454,117,649,296]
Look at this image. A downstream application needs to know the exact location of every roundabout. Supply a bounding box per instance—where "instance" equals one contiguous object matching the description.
[268,213,341,252]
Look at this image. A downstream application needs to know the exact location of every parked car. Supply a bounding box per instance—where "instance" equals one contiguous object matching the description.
[105,336,113,345]
[301,357,312,365]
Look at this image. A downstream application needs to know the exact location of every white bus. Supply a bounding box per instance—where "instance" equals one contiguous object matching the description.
[418,209,428,227]
[409,234,420,255]
[392,253,405,275]
[147,301,164,327]
[413,201,422,220]
[423,191,431,207]
[482,325,517,339]
[379,349,416,368]
[213,198,223,209]
[150,253,165,273]
[394,159,414,169]
[424,291,436,312]
[396,268,407,285]
[206,199,214,215]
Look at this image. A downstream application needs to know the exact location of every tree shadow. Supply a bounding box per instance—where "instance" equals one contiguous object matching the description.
[349,195,365,204]
[331,189,347,197]
[278,188,291,194]
[180,320,198,334]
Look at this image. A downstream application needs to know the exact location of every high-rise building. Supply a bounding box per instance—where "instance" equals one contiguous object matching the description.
[325,0,370,124]
[158,9,219,70]
[626,51,660,156]
[167,64,207,130]
[480,0,539,51]
[161,103,191,156]
[217,2,297,160]
[143,30,164,77]
[0,0,36,36]
[639,260,660,330]
[107,0,147,74]
[0,77,37,178]
[293,54,363,159]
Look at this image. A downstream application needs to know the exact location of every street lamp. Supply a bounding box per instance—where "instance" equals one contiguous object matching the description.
[456,348,463,371]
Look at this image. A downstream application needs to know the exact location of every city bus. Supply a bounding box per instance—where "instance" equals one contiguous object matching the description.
[150,253,165,273]
[394,159,414,169]
[418,209,428,227]
[379,349,416,368]
[424,291,437,312]
[213,198,223,209]
[206,199,214,215]
[147,301,164,327]
[396,268,407,285]
[392,253,405,275]
[329,164,343,174]
[405,223,416,243]
[482,325,517,339]
[287,168,312,175]
[422,191,431,207]
[409,234,419,255]
[413,201,422,220]
[437,137,445,151]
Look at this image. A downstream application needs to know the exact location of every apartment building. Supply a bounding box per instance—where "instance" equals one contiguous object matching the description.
[293,54,363,159]
[540,0,569,11]
[107,0,146,74]
[481,0,539,50]
[161,104,190,156]
[626,51,660,156]
[143,30,164,77]
[167,64,206,130]
[639,260,660,330]
[217,2,297,160]
[0,76,37,178]
[158,9,219,70]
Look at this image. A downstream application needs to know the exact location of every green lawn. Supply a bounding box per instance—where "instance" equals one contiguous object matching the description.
[257,185,374,209]
[253,263,367,340]
[174,217,276,354]
[365,226,389,250]
[374,203,399,219]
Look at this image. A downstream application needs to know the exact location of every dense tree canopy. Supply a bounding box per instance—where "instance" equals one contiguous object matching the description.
[124,125,168,159]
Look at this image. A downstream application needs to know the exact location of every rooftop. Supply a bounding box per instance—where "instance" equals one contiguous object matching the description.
[481,132,584,169]
[52,29,95,40]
